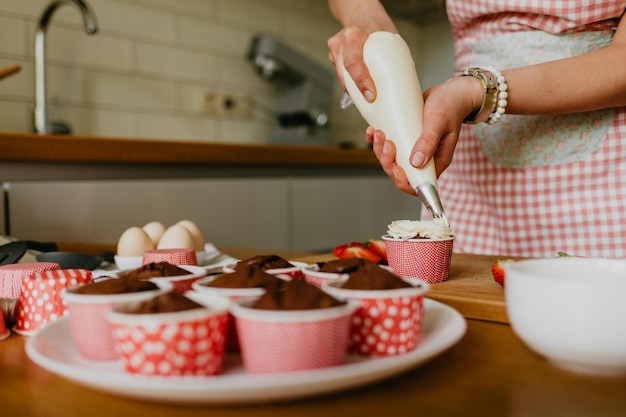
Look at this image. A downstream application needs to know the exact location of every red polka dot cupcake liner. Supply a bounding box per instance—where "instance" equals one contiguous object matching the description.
[382,236,454,283]
[142,248,198,266]
[323,278,430,356]
[106,293,230,376]
[61,281,169,360]
[14,269,93,336]
[231,300,358,374]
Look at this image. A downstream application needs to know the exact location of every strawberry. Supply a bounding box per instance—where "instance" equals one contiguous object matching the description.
[332,241,365,257]
[367,239,388,264]
[491,259,514,287]
[333,241,381,264]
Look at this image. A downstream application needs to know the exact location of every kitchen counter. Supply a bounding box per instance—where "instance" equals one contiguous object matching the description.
[0,132,382,181]
[2,249,625,417]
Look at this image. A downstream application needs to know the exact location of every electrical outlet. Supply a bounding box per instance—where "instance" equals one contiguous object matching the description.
[200,91,254,118]
[218,93,254,118]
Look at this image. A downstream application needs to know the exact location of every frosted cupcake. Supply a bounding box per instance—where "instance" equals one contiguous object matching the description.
[382,219,455,283]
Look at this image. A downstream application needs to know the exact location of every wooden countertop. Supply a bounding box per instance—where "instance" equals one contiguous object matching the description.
[0,132,379,168]
[2,250,625,417]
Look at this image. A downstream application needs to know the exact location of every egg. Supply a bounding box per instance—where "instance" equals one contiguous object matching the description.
[176,220,205,251]
[157,224,195,250]
[142,221,166,246]
[117,226,155,256]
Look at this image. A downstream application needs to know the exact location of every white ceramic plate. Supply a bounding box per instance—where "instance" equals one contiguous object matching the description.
[25,299,466,404]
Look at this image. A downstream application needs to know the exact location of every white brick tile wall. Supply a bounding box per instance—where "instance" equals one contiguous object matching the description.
[0,0,445,148]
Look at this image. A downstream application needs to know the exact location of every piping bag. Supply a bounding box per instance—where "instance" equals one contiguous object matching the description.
[342,31,449,227]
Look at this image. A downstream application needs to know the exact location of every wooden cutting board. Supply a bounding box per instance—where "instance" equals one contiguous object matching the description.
[294,252,509,324]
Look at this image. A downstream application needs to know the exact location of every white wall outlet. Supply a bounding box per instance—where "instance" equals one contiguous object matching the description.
[218,93,254,118]
[200,91,254,119]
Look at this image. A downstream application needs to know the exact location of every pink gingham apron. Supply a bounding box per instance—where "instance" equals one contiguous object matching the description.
[437,0,626,257]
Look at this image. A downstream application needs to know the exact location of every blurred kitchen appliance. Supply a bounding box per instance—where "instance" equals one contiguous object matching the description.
[248,34,333,146]
[34,0,98,134]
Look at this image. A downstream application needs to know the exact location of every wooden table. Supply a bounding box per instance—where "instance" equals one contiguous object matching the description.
[2,250,625,417]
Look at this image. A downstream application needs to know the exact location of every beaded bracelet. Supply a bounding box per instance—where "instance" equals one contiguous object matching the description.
[462,67,508,125]
[483,66,508,125]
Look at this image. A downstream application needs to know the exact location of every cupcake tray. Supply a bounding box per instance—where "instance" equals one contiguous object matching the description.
[25,299,466,404]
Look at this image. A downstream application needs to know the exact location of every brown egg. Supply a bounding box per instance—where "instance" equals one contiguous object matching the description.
[176,220,205,251]
[117,227,155,256]
[157,224,195,250]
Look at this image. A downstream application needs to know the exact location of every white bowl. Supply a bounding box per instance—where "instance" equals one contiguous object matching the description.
[505,257,626,377]
[114,255,143,270]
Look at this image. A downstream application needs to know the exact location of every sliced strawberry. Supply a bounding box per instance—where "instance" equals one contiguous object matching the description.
[332,241,366,257]
[491,259,514,287]
[335,242,381,264]
[367,239,388,264]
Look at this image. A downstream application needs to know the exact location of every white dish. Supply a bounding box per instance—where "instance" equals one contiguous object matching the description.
[505,257,626,377]
[26,299,465,404]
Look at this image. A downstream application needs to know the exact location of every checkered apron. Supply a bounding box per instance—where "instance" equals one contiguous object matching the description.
[437,0,626,257]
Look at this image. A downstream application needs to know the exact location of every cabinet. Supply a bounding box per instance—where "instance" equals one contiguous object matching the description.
[6,176,418,252]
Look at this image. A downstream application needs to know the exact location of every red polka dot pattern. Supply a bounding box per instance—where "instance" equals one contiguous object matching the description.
[350,296,424,356]
[109,312,228,376]
[14,269,93,335]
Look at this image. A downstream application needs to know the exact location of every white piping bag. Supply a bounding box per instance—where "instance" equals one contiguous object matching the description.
[342,31,448,227]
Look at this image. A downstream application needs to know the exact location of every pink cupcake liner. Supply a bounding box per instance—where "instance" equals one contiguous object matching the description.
[14,269,93,336]
[231,300,358,374]
[142,248,198,266]
[107,293,230,376]
[0,262,60,299]
[323,278,429,356]
[61,281,170,360]
[383,236,454,283]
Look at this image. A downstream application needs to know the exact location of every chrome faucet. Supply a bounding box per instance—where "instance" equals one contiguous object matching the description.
[34,0,97,134]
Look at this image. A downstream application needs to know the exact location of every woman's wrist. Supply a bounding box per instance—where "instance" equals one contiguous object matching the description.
[461,67,508,125]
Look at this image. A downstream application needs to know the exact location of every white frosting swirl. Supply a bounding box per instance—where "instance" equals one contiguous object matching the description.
[386,219,454,240]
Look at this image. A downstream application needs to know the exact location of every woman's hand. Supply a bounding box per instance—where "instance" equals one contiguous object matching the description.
[366,75,484,193]
[328,26,375,101]
[327,0,398,102]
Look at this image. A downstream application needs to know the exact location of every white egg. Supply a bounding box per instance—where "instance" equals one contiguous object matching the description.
[157,224,195,250]
[117,226,155,256]
[176,220,205,251]
[142,221,166,246]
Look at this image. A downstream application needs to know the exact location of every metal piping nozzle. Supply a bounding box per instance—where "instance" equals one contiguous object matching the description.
[416,182,449,228]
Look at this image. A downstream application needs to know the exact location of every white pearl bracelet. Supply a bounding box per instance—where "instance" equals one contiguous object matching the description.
[462,67,508,125]
[483,66,508,125]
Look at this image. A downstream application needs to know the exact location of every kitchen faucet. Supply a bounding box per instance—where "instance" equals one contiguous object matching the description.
[34,0,97,134]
